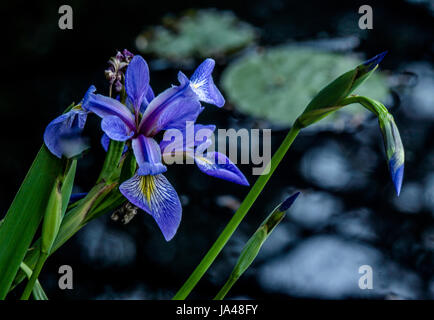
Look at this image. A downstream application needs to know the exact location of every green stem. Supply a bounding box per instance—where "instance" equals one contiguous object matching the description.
[214,274,238,300]
[173,125,301,300]
[20,252,48,300]
[97,140,125,183]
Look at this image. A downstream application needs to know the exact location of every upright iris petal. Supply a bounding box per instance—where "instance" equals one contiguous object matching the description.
[125,55,150,113]
[138,74,202,136]
[119,174,182,241]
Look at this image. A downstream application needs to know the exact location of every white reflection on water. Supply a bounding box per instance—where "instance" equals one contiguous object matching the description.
[288,191,343,229]
[258,235,423,299]
[300,142,352,190]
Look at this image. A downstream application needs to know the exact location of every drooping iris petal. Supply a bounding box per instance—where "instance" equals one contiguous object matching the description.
[188,58,225,107]
[100,133,128,153]
[119,174,182,241]
[101,115,134,141]
[125,55,150,112]
[160,122,216,155]
[138,74,202,136]
[44,109,88,158]
[195,152,249,186]
[132,135,167,176]
[83,92,135,130]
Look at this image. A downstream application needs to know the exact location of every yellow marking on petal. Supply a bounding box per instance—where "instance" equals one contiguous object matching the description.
[140,175,156,204]
[197,156,213,165]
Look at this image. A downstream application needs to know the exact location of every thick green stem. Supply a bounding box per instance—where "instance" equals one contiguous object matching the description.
[20,252,48,300]
[173,125,301,300]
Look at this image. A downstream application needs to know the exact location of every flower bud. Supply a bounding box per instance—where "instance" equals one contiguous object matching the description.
[41,179,63,254]
[294,52,387,128]
[105,49,135,94]
[378,113,404,196]
[230,192,300,278]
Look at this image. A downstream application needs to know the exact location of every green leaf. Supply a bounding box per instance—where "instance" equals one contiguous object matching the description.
[19,263,48,300]
[136,9,257,62]
[221,47,389,129]
[0,146,76,299]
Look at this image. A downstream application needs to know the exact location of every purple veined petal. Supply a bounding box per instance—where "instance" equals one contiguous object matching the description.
[138,75,202,136]
[101,115,135,141]
[44,109,88,158]
[132,135,167,176]
[189,58,225,107]
[160,122,216,155]
[80,85,96,109]
[125,55,150,113]
[100,133,128,153]
[119,174,182,241]
[195,152,249,186]
[82,92,135,130]
[139,86,156,113]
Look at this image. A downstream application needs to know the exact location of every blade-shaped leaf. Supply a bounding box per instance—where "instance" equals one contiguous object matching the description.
[0,146,76,299]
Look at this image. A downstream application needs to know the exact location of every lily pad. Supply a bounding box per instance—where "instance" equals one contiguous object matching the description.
[221,47,389,129]
[136,9,257,63]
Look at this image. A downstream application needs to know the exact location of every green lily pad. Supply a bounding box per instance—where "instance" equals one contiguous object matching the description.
[221,47,389,129]
[136,9,257,62]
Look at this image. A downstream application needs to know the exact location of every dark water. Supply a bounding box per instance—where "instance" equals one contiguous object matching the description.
[1,0,433,299]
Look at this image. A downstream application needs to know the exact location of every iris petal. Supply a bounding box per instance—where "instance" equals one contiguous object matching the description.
[101,115,134,141]
[138,75,202,136]
[125,55,150,112]
[189,58,225,107]
[139,86,156,113]
[100,133,128,153]
[160,122,216,155]
[132,135,167,176]
[119,174,182,241]
[195,152,249,186]
[83,92,135,130]
[44,109,88,158]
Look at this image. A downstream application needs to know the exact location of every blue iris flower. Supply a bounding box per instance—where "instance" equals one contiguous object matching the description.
[80,56,248,241]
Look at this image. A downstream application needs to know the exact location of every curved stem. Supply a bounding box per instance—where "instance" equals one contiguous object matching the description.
[173,125,301,300]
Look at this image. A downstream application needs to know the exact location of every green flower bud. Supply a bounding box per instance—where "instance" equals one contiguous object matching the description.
[41,179,63,254]
[294,52,387,128]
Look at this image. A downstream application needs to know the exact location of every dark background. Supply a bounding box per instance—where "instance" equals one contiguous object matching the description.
[1,0,433,299]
